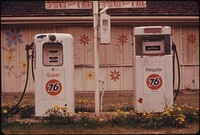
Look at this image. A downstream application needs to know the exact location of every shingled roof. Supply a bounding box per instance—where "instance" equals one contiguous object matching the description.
[1,1,199,17]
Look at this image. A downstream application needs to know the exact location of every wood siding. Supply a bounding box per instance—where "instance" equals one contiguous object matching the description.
[1,24,199,92]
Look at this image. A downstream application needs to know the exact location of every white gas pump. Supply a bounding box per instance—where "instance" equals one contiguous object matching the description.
[133,26,173,112]
[34,33,74,117]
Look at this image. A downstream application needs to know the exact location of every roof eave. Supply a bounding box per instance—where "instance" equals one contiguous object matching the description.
[1,16,199,24]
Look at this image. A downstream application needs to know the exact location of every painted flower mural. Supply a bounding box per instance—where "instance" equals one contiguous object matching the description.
[187,33,198,54]
[20,60,27,72]
[4,51,27,78]
[118,33,128,45]
[3,28,26,78]
[110,70,120,81]
[86,70,95,80]
[5,28,23,47]
[187,34,197,44]
[4,51,16,77]
[79,34,90,45]
[187,34,197,45]
[5,52,15,63]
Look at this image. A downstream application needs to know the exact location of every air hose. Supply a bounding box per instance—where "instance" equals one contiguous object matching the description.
[172,41,181,102]
[7,42,34,114]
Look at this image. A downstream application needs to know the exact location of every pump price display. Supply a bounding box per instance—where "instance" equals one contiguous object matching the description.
[46,79,62,96]
[146,74,162,90]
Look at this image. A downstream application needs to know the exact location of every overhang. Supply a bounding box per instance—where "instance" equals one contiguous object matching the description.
[1,16,199,25]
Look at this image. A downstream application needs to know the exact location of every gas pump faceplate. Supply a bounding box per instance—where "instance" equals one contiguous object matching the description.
[34,33,74,117]
[133,26,173,112]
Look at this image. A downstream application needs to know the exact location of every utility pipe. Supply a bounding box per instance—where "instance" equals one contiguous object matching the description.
[93,1,100,115]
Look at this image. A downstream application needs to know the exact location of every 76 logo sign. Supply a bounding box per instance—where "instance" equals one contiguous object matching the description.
[146,74,162,90]
[45,79,62,96]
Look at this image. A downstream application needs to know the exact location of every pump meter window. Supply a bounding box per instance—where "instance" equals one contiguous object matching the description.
[102,19,109,32]
[103,19,108,26]
[142,39,164,55]
[43,43,63,66]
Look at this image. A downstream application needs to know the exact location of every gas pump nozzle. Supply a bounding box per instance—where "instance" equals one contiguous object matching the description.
[25,42,34,50]
[25,42,34,59]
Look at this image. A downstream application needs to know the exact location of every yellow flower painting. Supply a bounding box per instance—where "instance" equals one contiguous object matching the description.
[86,70,95,80]
[20,60,27,72]
[5,52,15,63]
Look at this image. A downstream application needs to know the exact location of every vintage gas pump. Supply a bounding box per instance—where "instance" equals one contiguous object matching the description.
[133,26,173,112]
[34,33,74,117]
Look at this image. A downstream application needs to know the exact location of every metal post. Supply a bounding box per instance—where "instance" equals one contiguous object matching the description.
[93,1,100,115]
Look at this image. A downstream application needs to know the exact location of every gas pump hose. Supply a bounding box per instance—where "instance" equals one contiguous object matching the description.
[31,49,35,82]
[7,42,34,114]
[172,42,181,102]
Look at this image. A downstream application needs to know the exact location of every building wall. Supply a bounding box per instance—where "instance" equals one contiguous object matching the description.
[1,23,199,92]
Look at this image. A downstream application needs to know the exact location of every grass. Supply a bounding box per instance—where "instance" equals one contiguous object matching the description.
[2,90,199,108]
[2,123,199,134]
[1,90,199,134]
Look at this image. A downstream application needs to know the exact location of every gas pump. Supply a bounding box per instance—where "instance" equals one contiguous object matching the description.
[34,33,74,117]
[133,26,173,112]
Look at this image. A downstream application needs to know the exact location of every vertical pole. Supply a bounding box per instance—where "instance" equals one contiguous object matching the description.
[93,1,100,115]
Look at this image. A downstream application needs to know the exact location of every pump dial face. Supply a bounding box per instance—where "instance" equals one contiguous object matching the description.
[43,43,63,66]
